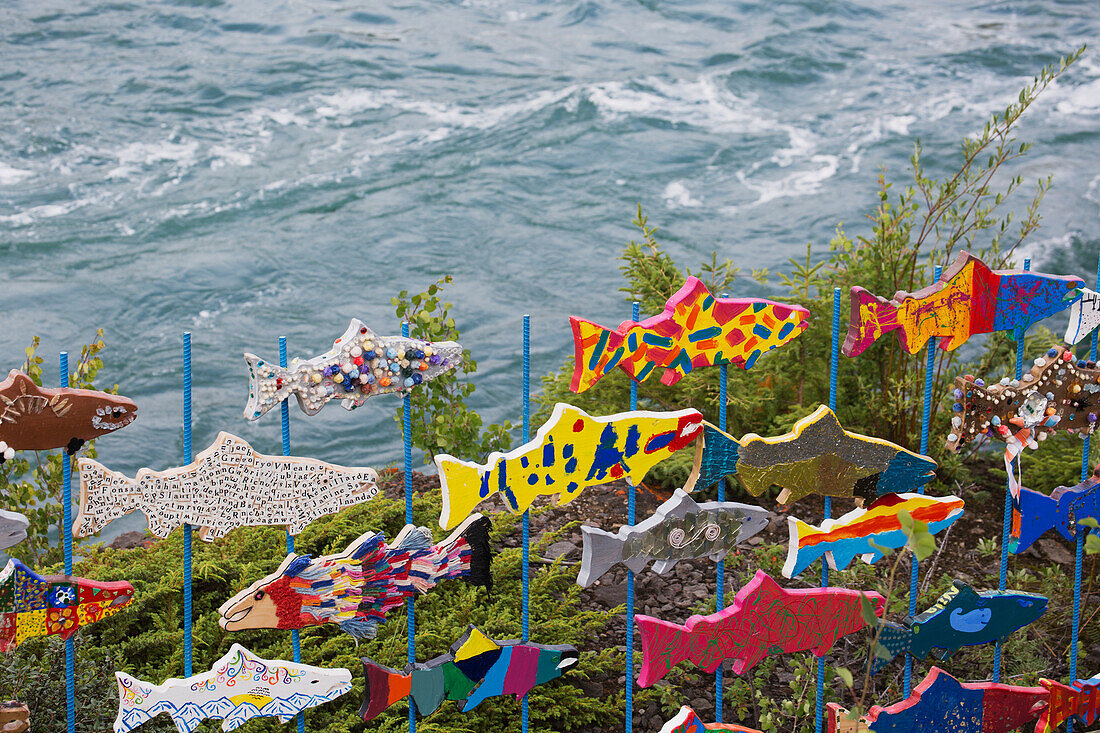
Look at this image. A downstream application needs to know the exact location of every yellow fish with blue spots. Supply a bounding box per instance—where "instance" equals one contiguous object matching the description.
[434,404,703,529]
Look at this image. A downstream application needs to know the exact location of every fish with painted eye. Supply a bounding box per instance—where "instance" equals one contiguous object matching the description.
[870,581,1047,674]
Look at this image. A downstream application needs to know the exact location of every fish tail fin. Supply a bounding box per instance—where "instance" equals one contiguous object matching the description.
[781,517,829,578]
[842,286,901,357]
[684,423,740,493]
[114,672,158,733]
[242,352,295,421]
[577,526,625,587]
[569,317,626,393]
[435,454,492,530]
[359,659,412,722]
[868,622,911,675]
[635,614,690,687]
[1012,487,1057,553]
[437,513,494,591]
[74,458,138,539]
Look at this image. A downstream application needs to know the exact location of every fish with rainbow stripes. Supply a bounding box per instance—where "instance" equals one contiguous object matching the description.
[569,277,809,393]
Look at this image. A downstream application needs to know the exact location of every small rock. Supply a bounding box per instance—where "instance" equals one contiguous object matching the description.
[109,531,147,550]
[545,541,580,561]
[1038,538,1075,565]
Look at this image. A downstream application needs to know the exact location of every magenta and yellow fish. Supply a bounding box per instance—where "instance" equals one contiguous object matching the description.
[569,277,809,393]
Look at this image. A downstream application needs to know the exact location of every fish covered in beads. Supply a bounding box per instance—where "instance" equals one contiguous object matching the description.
[243,319,463,420]
[843,251,1082,358]
[0,559,134,651]
[218,515,492,640]
[569,276,809,393]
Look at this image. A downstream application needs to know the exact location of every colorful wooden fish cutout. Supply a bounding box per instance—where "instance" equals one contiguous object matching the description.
[0,370,136,457]
[685,405,937,504]
[0,512,28,552]
[114,644,352,733]
[578,488,770,587]
[659,706,763,733]
[1036,674,1100,733]
[434,403,703,530]
[0,559,133,651]
[243,319,463,420]
[1065,287,1100,345]
[569,277,810,393]
[783,493,964,578]
[843,251,1082,358]
[360,625,577,720]
[219,515,491,640]
[945,345,1100,453]
[827,667,1048,733]
[1011,465,1100,554]
[871,581,1046,674]
[74,432,380,541]
[634,569,883,687]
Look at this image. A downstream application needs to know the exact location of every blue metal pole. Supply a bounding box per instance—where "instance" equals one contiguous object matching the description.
[1068,253,1100,733]
[402,321,416,733]
[815,288,840,733]
[182,333,193,679]
[626,301,639,733]
[278,337,305,733]
[904,264,941,697]
[994,258,1029,681]
[60,352,74,733]
[522,315,531,732]
[716,295,729,724]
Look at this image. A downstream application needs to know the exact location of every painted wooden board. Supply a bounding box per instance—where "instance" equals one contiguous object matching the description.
[243,319,463,420]
[0,702,29,733]
[577,488,769,587]
[945,344,1100,453]
[685,405,937,504]
[827,667,1048,733]
[434,403,703,530]
[74,432,380,541]
[114,643,351,733]
[871,581,1046,674]
[0,370,136,456]
[220,514,491,640]
[1036,674,1100,732]
[634,569,884,687]
[0,511,28,552]
[783,493,964,578]
[1011,465,1100,554]
[359,625,577,720]
[659,706,763,733]
[0,558,133,652]
[569,276,810,393]
[842,251,1082,358]
[1065,287,1100,345]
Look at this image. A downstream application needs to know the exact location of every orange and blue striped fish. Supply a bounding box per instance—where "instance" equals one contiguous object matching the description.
[569,277,809,393]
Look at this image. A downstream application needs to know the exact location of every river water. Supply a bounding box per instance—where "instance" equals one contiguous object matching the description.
[1,0,1097,541]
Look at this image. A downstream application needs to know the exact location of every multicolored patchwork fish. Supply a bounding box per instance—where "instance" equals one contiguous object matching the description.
[1036,674,1100,733]
[243,319,463,420]
[360,625,577,720]
[659,706,762,733]
[782,493,964,578]
[0,370,136,457]
[634,570,884,687]
[686,405,937,504]
[434,403,703,530]
[872,582,1047,674]
[0,559,134,651]
[114,644,351,733]
[577,489,769,587]
[843,251,1082,358]
[1011,466,1100,554]
[827,667,1049,733]
[569,277,809,393]
[219,515,491,640]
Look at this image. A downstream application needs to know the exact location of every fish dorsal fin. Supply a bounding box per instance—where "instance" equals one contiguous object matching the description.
[345,531,386,561]
[282,555,313,577]
[396,526,432,552]
[454,626,500,662]
[951,581,979,602]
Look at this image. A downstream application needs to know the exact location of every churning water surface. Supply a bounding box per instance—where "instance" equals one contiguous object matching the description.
[1,0,1098,541]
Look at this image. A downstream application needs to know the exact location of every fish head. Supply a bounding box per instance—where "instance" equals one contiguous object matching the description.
[0,512,28,549]
[219,555,311,631]
[86,393,138,437]
[533,644,579,685]
[1004,592,1048,625]
[285,662,353,700]
[42,575,134,623]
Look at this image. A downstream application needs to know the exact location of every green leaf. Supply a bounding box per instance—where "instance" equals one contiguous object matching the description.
[859,593,880,629]
[834,666,853,689]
